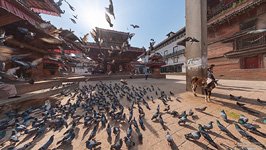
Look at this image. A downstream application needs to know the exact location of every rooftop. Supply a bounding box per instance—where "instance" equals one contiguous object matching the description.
[153,27,186,51]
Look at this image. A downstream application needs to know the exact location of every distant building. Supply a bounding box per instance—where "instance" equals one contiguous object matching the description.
[207,0,266,80]
[85,27,145,75]
[151,28,186,73]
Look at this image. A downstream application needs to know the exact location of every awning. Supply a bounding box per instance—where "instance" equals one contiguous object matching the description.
[0,0,40,26]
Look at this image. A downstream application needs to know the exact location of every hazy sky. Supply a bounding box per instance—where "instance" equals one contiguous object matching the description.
[41,0,185,49]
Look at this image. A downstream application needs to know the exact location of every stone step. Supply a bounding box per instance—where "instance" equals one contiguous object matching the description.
[15,80,62,95]
[0,83,78,106]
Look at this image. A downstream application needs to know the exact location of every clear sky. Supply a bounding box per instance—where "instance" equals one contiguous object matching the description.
[41,0,185,49]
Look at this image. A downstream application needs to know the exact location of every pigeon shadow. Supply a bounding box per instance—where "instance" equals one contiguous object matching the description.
[143,118,159,137]
[207,131,227,140]
[191,115,199,120]
[188,140,215,150]
[17,133,35,145]
[182,124,197,131]
[200,111,215,117]
[82,126,92,140]
[57,142,74,150]
[213,99,265,118]
[74,127,80,139]
[107,136,112,144]
[170,141,179,150]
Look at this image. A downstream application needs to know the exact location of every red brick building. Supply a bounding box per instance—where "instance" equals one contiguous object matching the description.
[207,0,266,80]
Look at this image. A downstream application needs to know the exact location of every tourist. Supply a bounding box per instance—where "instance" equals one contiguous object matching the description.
[207,64,218,85]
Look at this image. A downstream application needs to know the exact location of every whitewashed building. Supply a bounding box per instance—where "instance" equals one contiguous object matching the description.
[152,28,186,73]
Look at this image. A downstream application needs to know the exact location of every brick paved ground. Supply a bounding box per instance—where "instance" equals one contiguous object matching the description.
[2,75,266,150]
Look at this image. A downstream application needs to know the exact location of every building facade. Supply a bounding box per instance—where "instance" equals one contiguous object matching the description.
[152,28,186,73]
[207,0,266,80]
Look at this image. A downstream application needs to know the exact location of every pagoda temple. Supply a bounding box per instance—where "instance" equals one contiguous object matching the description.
[85,27,145,74]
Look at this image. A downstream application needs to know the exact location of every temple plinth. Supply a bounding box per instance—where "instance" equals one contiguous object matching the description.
[146,53,166,78]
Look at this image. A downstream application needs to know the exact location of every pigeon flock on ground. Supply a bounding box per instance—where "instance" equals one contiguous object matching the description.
[0,80,265,150]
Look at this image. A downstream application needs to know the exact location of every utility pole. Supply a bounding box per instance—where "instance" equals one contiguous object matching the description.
[185,0,208,91]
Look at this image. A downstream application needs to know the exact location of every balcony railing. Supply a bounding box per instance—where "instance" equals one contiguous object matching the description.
[207,0,245,20]
[236,32,266,51]
[164,49,185,59]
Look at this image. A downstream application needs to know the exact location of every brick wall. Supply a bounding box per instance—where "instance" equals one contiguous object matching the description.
[206,5,266,80]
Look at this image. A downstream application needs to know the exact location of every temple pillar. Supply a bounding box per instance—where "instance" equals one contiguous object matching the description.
[185,0,208,91]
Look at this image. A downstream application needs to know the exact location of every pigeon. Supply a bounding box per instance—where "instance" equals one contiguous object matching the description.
[56,0,63,7]
[106,0,115,19]
[73,15,78,19]
[151,110,159,120]
[17,27,36,39]
[81,33,89,44]
[184,37,199,43]
[0,29,13,44]
[229,94,242,101]
[195,106,207,112]
[128,109,133,123]
[130,24,140,29]
[185,131,201,140]
[166,132,174,145]
[236,102,245,107]
[169,110,179,117]
[111,138,123,150]
[113,126,120,135]
[70,18,77,24]
[33,125,46,140]
[220,110,228,122]
[15,123,27,132]
[0,67,20,80]
[257,98,266,104]
[216,120,239,142]
[188,109,194,116]
[149,40,156,50]
[200,130,218,149]
[128,33,135,40]
[238,115,249,124]
[139,115,145,130]
[38,135,54,150]
[86,139,101,150]
[88,124,98,141]
[169,91,174,96]
[64,0,75,11]
[202,121,214,131]
[105,13,113,27]
[126,124,133,138]
[10,130,19,143]
[124,136,135,148]
[242,123,266,137]
[178,114,188,125]
[163,105,170,112]
[234,123,266,149]
[106,123,112,138]
[132,117,139,129]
